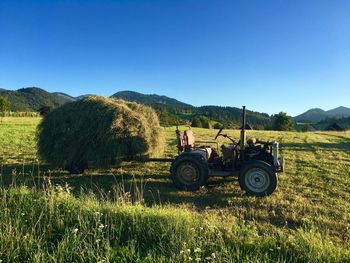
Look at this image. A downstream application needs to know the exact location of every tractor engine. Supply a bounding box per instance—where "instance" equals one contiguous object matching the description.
[244,138,274,165]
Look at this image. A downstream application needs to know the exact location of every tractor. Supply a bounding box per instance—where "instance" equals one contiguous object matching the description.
[170,106,284,196]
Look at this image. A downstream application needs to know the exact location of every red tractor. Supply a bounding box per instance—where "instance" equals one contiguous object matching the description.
[170,106,284,196]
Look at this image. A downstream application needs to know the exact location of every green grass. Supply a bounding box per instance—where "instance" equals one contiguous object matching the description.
[0,117,350,262]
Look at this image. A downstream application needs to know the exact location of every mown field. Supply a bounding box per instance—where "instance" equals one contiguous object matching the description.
[0,117,350,262]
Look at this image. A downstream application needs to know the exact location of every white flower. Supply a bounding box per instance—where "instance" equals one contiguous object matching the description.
[180,250,184,254]
[211,253,216,258]
[194,248,202,253]
[98,224,105,229]
[72,228,78,234]
[21,213,25,216]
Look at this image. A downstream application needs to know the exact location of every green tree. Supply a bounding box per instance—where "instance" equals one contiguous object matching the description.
[0,96,11,113]
[302,124,310,132]
[273,112,293,131]
[191,116,203,128]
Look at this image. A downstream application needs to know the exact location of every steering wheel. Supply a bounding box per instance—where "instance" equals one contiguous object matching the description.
[215,128,223,140]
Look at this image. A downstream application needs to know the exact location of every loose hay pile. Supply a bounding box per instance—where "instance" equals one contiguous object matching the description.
[37,96,164,169]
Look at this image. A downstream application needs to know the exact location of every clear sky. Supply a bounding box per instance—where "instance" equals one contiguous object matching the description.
[1,0,349,116]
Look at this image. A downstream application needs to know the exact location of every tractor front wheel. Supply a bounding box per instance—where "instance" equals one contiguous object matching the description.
[170,154,208,191]
[239,161,278,197]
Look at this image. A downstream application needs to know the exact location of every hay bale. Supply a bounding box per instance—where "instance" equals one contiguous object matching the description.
[37,96,164,168]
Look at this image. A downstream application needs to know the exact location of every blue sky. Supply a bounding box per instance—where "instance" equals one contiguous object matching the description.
[1,0,349,116]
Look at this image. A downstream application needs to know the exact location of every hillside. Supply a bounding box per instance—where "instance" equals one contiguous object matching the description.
[112,91,272,128]
[294,106,350,123]
[0,87,72,111]
[111,90,193,108]
[327,106,350,117]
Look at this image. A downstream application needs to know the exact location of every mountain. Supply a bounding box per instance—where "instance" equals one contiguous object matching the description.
[111,90,192,108]
[111,90,271,128]
[293,108,327,123]
[52,92,76,102]
[294,106,350,123]
[326,106,350,118]
[76,94,96,100]
[0,87,73,111]
[1,87,272,128]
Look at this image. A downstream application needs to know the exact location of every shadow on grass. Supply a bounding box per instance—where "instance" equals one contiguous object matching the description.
[0,162,242,209]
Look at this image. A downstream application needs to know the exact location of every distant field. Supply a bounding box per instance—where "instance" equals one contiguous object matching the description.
[0,117,350,262]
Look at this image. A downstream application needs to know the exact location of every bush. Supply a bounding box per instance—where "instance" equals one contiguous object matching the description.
[272,112,293,131]
[37,96,164,168]
[191,115,211,129]
[0,96,10,113]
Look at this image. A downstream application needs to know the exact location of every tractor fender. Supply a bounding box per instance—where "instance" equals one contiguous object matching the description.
[172,152,209,166]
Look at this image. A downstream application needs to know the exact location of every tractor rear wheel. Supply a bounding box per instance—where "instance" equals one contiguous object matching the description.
[238,161,278,197]
[170,154,209,191]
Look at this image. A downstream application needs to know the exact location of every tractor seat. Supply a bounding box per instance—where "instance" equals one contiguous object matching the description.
[184,130,195,148]
[176,129,212,159]
[177,129,195,152]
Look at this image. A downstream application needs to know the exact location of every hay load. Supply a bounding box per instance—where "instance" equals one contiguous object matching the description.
[37,96,164,172]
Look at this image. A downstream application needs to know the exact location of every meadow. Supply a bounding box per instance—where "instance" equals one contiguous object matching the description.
[0,117,350,262]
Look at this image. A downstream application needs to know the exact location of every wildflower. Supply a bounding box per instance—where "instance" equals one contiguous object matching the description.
[72,228,79,234]
[21,212,25,216]
[98,224,105,230]
[205,256,212,260]
[180,250,184,254]
[194,248,202,253]
[211,253,216,259]
[187,249,191,253]
[96,239,101,243]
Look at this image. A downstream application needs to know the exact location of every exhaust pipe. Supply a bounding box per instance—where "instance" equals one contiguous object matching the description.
[240,106,246,151]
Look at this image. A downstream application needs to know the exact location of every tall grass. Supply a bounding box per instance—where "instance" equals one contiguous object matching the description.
[0,183,349,262]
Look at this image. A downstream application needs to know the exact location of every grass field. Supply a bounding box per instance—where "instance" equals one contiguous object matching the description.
[0,117,350,262]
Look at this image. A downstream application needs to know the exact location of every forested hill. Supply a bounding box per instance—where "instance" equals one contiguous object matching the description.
[197,106,272,129]
[294,106,350,123]
[1,87,273,128]
[0,87,73,111]
[112,91,272,128]
[111,90,192,108]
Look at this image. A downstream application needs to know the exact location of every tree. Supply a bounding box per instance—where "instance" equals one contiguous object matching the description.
[0,96,11,113]
[191,116,203,128]
[302,124,310,132]
[273,112,293,131]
